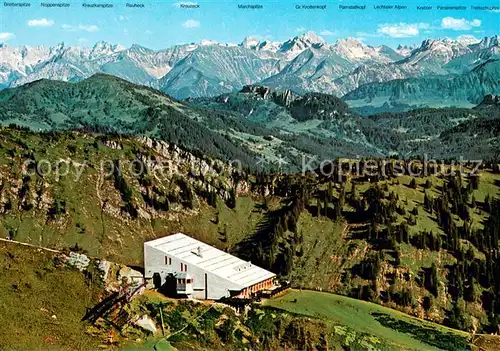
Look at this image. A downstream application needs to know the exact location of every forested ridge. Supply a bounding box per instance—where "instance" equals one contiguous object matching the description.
[1,76,500,172]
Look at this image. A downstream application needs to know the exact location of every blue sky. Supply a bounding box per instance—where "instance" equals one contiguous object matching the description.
[1,0,499,49]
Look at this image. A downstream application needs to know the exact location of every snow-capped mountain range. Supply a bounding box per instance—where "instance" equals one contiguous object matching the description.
[1,32,498,107]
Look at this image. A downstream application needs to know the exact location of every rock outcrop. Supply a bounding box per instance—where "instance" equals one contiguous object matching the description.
[481,94,500,105]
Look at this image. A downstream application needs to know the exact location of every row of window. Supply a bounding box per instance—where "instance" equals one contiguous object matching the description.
[177,278,193,284]
[238,279,273,297]
[165,256,188,272]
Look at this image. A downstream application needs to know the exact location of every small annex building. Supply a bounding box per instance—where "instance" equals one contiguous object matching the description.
[144,233,276,300]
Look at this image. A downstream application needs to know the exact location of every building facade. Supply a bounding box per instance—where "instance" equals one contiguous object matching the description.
[144,233,276,300]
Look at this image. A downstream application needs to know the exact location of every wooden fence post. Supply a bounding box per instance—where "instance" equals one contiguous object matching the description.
[159,305,165,336]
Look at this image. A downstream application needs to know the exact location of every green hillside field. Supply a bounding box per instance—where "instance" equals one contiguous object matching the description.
[264,289,471,351]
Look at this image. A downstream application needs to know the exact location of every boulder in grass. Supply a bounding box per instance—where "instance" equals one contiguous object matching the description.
[66,252,90,271]
[134,315,157,334]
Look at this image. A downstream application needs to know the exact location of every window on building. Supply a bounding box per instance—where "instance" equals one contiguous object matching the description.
[165,256,171,265]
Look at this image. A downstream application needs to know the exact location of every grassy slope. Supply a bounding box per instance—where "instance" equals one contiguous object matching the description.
[264,289,471,351]
[0,241,104,351]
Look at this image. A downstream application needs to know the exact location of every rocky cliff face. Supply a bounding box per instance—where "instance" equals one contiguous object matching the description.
[481,94,500,105]
[0,128,255,262]
[473,93,500,118]
[240,85,299,106]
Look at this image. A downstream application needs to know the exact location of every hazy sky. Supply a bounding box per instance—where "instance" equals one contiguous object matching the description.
[1,0,499,49]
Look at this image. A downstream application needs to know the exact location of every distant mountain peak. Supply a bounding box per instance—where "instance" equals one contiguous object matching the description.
[125,44,143,55]
[257,40,281,52]
[412,37,471,59]
[418,36,484,49]
[129,43,147,50]
[91,41,126,57]
[474,35,500,49]
[240,37,281,52]
[395,44,416,57]
[456,35,480,46]
[241,36,260,49]
[396,44,416,52]
[280,31,325,54]
[331,37,402,63]
[200,39,218,46]
[53,42,66,50]
[298,31,325,44]
[419,38,443,49]
[334,37,364,47]
[93,40,111,48]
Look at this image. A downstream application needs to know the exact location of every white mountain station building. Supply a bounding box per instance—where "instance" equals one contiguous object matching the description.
[144,233,276,300]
